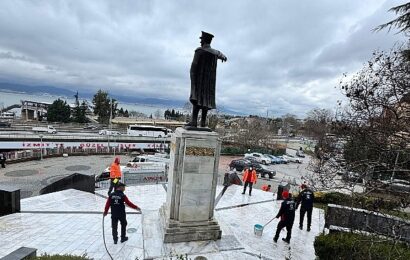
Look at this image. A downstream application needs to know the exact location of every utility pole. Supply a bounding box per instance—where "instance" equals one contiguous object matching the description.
[109,98,113,154]
[39,134,43,160]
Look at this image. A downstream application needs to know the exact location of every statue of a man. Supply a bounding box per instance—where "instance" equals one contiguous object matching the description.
[185,31,227,129]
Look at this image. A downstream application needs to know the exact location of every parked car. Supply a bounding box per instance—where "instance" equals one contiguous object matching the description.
[264,154,282,164]
[284,154,302,164]
[229,159,251,172]
[253,163,276,179]
[296,150,305,158]
[276,156,289,164]
[99,130,121,136]
[244,152,271,165]
[0,121,11,128]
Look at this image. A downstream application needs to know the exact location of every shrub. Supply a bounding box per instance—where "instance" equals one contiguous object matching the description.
[313,192,401,212]
[314,233,410,260]
[36,254,90,260]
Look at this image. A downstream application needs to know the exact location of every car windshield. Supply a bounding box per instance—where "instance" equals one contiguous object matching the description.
[260,164,269,170]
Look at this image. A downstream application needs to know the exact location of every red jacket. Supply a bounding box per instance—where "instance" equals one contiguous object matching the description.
[261,185,271,191]
[110,162,122,179]
[242,169,257,183]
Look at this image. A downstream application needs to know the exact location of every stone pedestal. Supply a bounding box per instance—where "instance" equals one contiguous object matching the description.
[160,128,222,243]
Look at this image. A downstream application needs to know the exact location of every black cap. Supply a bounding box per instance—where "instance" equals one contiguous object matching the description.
[200,31,214,43]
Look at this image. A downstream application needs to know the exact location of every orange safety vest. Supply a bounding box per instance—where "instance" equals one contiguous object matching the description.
[110,162,122,179]
[261,185,271,191]
[242,169,257,183]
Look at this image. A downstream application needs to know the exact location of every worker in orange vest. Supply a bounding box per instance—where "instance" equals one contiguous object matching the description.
[108,157,122,195]
[242,166,257,196]
[261,184,271,192]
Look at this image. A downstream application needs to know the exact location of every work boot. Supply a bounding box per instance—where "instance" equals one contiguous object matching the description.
[121,237,128,243]
[282,238,290,243]
[307,227,311,232]
[299,225,303,230]
[249,193,252,196]
[273,237,278,243]
[113,238,118,244]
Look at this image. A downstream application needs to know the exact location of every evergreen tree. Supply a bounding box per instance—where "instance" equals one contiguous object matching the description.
[124,109,129,117]
[73,100,88,123]
[47,99,71,123]
[92,90,117,124]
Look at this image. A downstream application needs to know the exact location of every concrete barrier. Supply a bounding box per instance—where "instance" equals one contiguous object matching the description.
[39,173,95,195]
[0,247,36,260]
[325,204,410,243]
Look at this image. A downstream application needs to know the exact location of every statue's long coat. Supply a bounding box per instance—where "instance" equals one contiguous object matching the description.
[189,47,220,109]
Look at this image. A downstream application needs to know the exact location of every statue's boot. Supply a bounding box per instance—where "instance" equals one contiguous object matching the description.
[185,105,199,128]
[200,109,208,127]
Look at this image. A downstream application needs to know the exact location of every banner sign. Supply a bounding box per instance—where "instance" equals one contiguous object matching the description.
[0,141,168,150]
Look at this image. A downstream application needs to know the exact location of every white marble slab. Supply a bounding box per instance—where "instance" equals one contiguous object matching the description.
[0,184,324,259]
[96,184,167,211]
[215,184,275,210]
[0,212,143,259]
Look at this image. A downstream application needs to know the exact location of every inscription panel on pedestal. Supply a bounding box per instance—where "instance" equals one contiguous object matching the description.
[178,138,217,222]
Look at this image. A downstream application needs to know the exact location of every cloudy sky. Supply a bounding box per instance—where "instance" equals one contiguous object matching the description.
[0,0,406,116]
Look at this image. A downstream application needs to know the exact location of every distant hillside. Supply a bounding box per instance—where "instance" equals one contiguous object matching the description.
[0,82,241,115]
[0,82,184,107]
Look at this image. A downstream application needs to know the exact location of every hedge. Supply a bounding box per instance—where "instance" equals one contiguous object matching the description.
[220,145,286,156]
[314,233,410,260]
[36,254,90,260]
[314,191,401,211]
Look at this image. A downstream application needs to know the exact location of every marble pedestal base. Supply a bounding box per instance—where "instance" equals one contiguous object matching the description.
[161,128,222,243]
[160,205,222,243]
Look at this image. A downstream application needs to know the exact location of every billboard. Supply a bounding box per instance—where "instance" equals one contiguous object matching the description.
[0,141,167,150]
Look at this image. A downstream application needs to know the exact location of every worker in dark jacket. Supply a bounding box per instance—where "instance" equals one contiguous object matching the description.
[103,182,141,244]
[296,184,315,231]
[273,190,296,243]
[0,153,6,168]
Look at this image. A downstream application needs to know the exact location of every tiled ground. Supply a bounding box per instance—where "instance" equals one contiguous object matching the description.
[0,185,324,259]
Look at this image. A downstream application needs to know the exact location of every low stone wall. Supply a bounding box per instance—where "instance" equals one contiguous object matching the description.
[39,173,95,195]
[325,204,410,243]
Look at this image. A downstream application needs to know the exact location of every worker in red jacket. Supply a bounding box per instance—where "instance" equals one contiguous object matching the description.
[261,184,272,192]
[108,157,122,196]
[242,166,257,196]
[103,182,141,244]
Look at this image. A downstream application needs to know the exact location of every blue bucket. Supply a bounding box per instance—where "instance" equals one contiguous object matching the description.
[254,224,264,236]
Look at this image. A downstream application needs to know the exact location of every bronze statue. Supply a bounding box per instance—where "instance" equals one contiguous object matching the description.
[185,31,227,130]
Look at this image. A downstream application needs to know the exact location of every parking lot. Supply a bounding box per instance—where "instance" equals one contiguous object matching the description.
[0,148,313,199]
[218,149,312,195]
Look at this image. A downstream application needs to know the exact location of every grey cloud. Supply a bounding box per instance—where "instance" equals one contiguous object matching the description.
[0,0,406,117]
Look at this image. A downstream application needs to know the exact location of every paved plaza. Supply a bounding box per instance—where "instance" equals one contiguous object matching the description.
[0,155,131,198]
[0,152,310,199]
[0,184,324,259]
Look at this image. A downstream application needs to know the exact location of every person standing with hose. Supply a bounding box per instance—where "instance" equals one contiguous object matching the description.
[296,184,314,231]
[108,157,122,196]
[103,182,141,244]
[242,166,257,196]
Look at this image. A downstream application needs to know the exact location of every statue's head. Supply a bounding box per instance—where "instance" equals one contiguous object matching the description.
[200,31,214,46]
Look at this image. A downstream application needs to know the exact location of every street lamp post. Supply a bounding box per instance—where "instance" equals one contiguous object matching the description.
[39,134,43,160]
